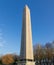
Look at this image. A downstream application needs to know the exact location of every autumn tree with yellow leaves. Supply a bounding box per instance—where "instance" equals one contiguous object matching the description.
[2,54,14,65]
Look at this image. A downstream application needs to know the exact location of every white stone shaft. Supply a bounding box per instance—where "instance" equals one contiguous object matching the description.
[20,5,34,60]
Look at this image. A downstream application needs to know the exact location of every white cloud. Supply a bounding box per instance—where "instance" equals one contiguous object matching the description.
[0,43,3,47]
[0,40,6,47]
[0,25,6,48]
[0,29,2,33]
[0,32,2,36]
[0,37,3,40]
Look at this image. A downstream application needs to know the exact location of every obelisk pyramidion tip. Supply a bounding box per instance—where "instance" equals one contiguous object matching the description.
[25,5,29,9]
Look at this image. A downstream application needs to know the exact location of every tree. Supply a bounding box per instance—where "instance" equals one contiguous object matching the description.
[45,47,52,60]
[2,54,14,65]
[34,44,44,65]
[0,58,2,64]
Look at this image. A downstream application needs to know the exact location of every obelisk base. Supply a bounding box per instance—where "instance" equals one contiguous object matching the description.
[19,61,35,65]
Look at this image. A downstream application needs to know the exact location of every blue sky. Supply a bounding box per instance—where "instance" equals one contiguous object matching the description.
[0,0,54,55]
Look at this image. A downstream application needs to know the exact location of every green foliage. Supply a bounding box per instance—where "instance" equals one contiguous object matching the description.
[0,59,2,64]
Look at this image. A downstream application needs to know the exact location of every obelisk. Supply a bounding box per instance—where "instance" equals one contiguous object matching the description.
[20,5,35,65]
